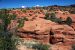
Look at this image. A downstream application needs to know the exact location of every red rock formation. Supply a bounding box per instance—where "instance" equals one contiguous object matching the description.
[17,18,52,44]
[8,9,75,50]
[50,25,75,45]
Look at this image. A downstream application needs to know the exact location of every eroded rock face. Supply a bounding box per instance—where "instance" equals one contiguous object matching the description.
[50,25,75,45]
[8,18,75,45]
[17,18,52,43]
[8,9,75,50]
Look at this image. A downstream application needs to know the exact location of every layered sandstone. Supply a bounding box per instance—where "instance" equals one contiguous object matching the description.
[7,9,75,50]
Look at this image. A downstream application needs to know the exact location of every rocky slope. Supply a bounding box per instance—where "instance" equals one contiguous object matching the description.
[7,8,75,50]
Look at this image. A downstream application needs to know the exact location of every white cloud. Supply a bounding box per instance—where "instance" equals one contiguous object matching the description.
[35,5,40,7]
[36,5,40,7]
[21,6,26,8]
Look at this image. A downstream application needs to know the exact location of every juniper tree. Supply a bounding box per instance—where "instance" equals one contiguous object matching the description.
[0,9,17,50]
[65,17,72,26]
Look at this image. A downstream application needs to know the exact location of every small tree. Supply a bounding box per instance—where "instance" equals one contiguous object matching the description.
[50,13,62,23]
[50,13,56,19]
[9,14,16,20]
[18,17,28,28]
[45,13,63,24]
[45,13,56,20]
[0,9,17,50]
[0,9,28,50]
[44,13,50,20]
[65,17,72,26]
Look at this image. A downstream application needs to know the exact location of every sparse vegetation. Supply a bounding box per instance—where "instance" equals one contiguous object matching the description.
[0,9,29,50]
[12,37,51,50]
[45,13,50,19]
[21,9,26,13]
[0,9,17,50]
[0,32,17,50]
[0,5,75,50]
[45,13,63,24]
[32,43,50,50]
[18,18,25,28]
[18,17,28,28]
[9,14,17,20]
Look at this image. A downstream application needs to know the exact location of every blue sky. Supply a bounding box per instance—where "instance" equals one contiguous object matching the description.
[0,0,75,8]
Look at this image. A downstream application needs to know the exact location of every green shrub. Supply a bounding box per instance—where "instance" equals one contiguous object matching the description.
[55,18,63,24]
[22,9,26,13]
[18,17,28,28]
[45,13,50,19]
[65,17,72,26]
[9,14,16,20]
[18,18,24,28]
[0,32,17,50]
[50,13,56,19]
[45,13,63,24]
[23,17,28,21]
[0,24,4,32]
[0,9,17,50]
[32,44,50,50]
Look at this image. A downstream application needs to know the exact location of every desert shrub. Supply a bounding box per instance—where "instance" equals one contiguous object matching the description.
[45,13,50,19]
[65,17,72,26]
[45,13,63,24]
[45,13,56,20]
[18,19,24,27]
[26,7,31,10]
[23,17,28,21]
[23,40,39,48]
[49,7,54,11]
[31,7,35,10]
[0,9,17,50]
[18,17,28,28]
[9,14,16,20]
[72,44,75,50]
[55,18,63,24]
[12,37,39,49]
[50,13,62,23]
[32,43,50,50]
[22,9,26,13]
[0,32,17,50]
[0,24,4,32]
[50,13,56,19]
[18,18,25,28]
